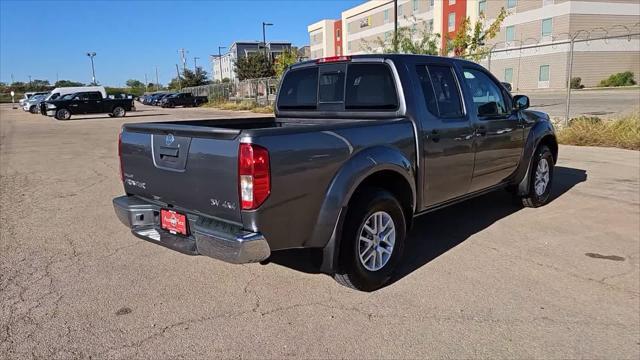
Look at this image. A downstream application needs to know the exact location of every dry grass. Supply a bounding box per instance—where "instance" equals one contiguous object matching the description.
[557,112,640,150]
[205,100,273,114]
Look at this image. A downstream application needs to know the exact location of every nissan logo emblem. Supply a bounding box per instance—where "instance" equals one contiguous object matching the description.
[165,133,175,146]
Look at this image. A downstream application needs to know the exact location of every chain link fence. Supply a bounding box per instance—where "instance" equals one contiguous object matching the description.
[462,23,640,123]
[182,77,280,106]
[182,24,638,124]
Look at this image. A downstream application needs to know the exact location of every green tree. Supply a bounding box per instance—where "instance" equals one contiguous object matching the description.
[363,17,440,55]
[168,67,209,89]
[126,79,145,88]
[55,80,85,87]
[274,49,299,78]
[234,53,274,81]
[449,8,507,60]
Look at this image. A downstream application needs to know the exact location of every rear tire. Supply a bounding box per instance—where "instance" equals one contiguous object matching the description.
[521,145,554,207]
[112,106,126,118]
[29,105,36,114]
[55,108,71,120]
[333,188,406,291]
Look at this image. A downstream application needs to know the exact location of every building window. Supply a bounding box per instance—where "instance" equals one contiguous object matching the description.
[448,12,456,32]
[543,0,554,5]
[507,0,517,9]
[504,68,513,83]
[428,19,434,32]
[384,9,390,23]
[449,0,456,4]
[541,18,553,37]
[430,0,434,7]
[398,4,403,16]
[479,0,487,15]
[505,25,515,42]
[539,65,550,87]
[413,0,418,12]
[336,29,341,40]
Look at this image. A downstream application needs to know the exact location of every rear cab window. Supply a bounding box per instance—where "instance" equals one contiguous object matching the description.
[277,61,399,112]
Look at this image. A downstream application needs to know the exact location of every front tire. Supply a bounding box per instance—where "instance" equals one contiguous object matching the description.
[55,108,71,120]
[112,106,126,118]
[521,145,554,207]
[334,188,406,291]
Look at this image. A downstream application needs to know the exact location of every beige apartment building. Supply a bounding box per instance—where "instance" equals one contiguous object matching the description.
[308,0,640,90]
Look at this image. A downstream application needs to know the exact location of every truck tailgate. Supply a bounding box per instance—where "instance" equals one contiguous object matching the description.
[120,123,242,224]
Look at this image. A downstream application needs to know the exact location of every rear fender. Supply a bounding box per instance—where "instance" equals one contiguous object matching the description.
[313,146,416,273]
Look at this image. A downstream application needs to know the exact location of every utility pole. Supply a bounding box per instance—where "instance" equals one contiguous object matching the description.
[394,0,398,52]
[193,57,200,70]
[86,52,97,85]
[11,73,14,84]
[155,66,160,91]
[178,48,188,71]
[28,75,32,89]
[56,72,59,83]
[175,64,182,89]
[262,22,273,59]
[144,73,148,92]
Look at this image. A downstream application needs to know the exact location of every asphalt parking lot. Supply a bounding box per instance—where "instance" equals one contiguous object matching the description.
[523,87,640,119]
[1,103,639,359]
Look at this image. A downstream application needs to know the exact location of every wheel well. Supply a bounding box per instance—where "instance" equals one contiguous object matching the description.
[539,135,558,164]
[351,170,414,230]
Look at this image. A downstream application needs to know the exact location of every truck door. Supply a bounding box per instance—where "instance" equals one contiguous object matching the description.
[457,66,524,192]
[84,92,103,113]
[415,63,476,206]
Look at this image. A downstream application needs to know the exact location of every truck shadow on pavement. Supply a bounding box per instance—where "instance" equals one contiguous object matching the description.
[267,166,587,288]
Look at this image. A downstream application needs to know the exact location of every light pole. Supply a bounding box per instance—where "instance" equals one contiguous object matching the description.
[218,46,226,81]
[86,52,97,85]
[394,0,398,52]
[155,66,160,91]
[194,57,200,70]
[262,22,273,59]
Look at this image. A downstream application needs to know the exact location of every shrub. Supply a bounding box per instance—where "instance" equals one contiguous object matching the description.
[598,71,636,87]
[570,77,584,89]
[557,112,640,150]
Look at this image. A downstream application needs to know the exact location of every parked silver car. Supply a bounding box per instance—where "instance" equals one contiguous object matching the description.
[22,94,48,113]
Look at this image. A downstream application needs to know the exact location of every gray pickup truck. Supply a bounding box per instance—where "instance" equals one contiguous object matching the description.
[113,55,557,291]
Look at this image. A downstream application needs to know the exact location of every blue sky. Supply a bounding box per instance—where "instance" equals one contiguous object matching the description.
[0,0,362,86]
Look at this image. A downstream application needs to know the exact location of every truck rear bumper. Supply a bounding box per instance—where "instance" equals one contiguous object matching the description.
[112,195,270,264]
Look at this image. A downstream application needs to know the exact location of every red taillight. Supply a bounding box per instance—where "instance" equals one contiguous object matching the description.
[118,131,124,182]
[238,143,270,210]
[317,55,351,64]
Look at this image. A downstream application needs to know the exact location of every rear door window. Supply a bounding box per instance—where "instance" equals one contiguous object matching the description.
[416,65,464,118]
[87,92,102,100]
[345,63,398,110]
[277,67,318,109]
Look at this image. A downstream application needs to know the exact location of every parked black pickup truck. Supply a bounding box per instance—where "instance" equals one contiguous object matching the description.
[113,55,557,291]
[43,91,135,120]
[160,92,208,108]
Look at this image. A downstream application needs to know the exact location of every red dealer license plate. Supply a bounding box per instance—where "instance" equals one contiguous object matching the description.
[160,209,188,236]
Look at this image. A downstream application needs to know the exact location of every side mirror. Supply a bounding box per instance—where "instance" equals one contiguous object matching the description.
[501,82,513,92]
[513,95,530,110]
